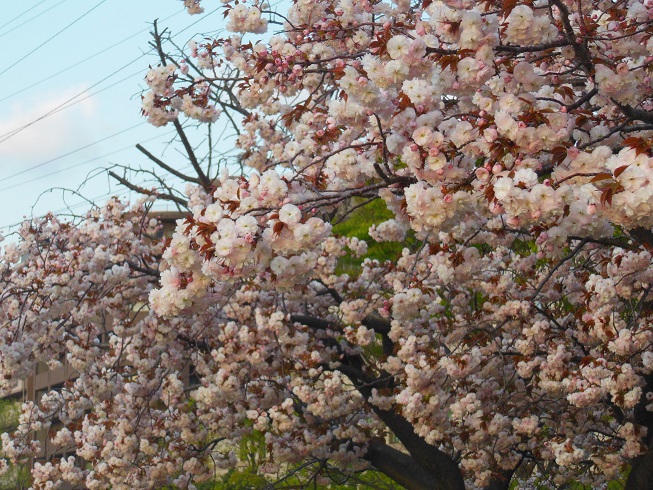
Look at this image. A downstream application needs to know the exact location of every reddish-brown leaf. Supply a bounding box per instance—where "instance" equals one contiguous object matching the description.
[556,85,575,100]
[550,146,568,166]
[613,165,629,178]
[502,0,518,13]
[600,187,614,207]
[590,173,613,183]
[622,136,649,156]
[579,356,594,367]
[485,185,496,203]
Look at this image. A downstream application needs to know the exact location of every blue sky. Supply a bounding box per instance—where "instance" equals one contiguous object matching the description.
[0,0,230,233]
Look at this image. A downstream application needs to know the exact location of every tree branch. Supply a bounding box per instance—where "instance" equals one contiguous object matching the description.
[549,0,594,72]
[625,372,653,489]
[176,332,211,353]
[291,314,463,488]
[568,235,637,250]
[124,259,160,278]
[108,171,189,207]
[495,39,571,53]
[290,314,332,331]
[483,468,516,490]
[531,238,587,301]
[172,119,213,189]
[613,100,653,125]
[135,144,202,184]
[292,313,395,356]
[629,227,653,252]
[364,440,453,490]
[359,387,465,490]
[362,313,391,335]
[362,313,394,357]
[566,87,598,111]
[625,450,653,490]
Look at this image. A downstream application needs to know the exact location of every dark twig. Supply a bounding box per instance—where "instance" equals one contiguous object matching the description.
[531,239,588,301]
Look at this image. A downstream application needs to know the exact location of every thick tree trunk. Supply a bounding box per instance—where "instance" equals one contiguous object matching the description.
[364,441,460,490]
[483,468,515,490]
[356,385,465,489]
[625,449,653,490]
[291,315,493,489]
[626,371,653,490]
[292,314,465,488]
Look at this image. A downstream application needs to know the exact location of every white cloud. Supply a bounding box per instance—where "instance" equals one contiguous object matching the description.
[0,86,98,164]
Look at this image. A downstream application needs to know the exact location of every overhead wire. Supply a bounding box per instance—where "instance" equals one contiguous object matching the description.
[0,8,184,105]
[0,122,147,183]
[0,129,176,193]
[0,152,194,231]
[0,0,53,33]
[0,160,198,230]
[0,65,149,143]
[0,56,146,144]
[0,0,109,78]
[0,127,223,229]
[0,0,68,40]
[0,4,232,230]
[0,138,232,229]
[0,4,221,146]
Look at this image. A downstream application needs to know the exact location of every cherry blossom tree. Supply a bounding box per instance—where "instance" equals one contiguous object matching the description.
[0,201,210,489]
[3,0,653,488]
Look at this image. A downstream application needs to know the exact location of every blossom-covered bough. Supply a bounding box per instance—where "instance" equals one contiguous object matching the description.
[3,0,653,487]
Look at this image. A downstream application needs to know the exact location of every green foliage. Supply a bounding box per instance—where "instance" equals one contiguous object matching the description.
[189,431,402,489]
[212,467,269,489]
[207,465,402,489]
[508,474,627,489]
[0,399,29,490]
[237,429,267,471]
[472,242,493,256]
[511,238,537,257]
[332,198,404,273]
[323,469,402,489]
[0,399,19,433]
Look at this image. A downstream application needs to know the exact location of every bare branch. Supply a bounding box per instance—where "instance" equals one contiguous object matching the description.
[613,100,653,125]
[135,144,202,184]
[531,239,587,301]
[172,119,212,189]
[364,441,456,490]
[495,39,571,53]
[108,171,188,207]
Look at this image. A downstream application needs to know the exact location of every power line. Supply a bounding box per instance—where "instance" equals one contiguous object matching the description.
[0,130,175,193]
[0,8,184,105]
[0,66,148,146]
[0,3,226,224]
[0,5,229,231]
[57,162,196,214]
[0,5,221,146]
[0,0,52,32]
[0,65,148,138]
[0,161,197,231]
[171,5,222,37]
[0,0,108,79]
[0,115,236,230]
[0,122,146,184]
[45,66,146,111]
[0,0,67,37]
[0,56,146,144]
